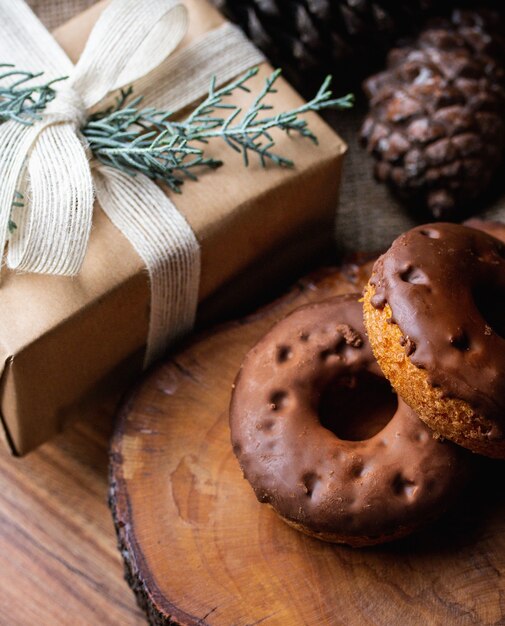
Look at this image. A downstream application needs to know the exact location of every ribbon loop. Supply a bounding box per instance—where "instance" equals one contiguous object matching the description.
[71,0,188,110]
[7,124,94,275]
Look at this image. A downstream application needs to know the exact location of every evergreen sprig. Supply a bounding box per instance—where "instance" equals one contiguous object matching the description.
[0,64,353,195]
[83,87,222,193]
[0,64,67,125]
[83,67,353,192]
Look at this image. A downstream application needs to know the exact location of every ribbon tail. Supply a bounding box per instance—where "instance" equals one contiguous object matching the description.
[7,125,94,275]
[93,165,200,367]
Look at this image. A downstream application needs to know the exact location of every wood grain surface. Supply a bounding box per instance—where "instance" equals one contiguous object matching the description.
[109,254,505,626]
[0,408,145,625]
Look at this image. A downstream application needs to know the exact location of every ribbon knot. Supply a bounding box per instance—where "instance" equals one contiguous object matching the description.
[44,84,87,127]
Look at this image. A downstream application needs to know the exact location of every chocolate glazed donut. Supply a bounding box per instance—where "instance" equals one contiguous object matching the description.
[230,295,468,546]
[363,223,505,458]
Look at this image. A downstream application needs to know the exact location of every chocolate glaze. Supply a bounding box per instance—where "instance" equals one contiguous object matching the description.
[370,223,505,436]
[230,295,467,540]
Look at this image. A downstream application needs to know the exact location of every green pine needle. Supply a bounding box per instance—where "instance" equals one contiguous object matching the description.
[0,64,353,204]
[83,67,353,190]
[0,64,67,125]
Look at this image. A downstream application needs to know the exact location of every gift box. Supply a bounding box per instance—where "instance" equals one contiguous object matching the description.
[0,0,346,455]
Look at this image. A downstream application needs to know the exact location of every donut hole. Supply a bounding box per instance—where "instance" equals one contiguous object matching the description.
[392,473,417,500]
[350,461,365,478]
[301,472,319,498]
[269,390,287,411]
[419,228,441,239]
[473,284,505,340]
[318,372,398,441]
[399,266,429,285]
[450,330,470,351]
[276,345,292,363]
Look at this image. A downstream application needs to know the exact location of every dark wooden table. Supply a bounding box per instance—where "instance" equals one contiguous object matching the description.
[0,408,145,625]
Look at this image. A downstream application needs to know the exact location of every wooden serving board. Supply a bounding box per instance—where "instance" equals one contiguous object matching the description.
[110,260,505,626]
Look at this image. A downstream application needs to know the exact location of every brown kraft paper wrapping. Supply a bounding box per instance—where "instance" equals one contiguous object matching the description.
[0,0,346,455]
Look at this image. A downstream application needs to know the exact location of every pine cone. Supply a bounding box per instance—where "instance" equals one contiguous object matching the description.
[212,0,432,90]
[211,0,498,91]
[360,10,505,219]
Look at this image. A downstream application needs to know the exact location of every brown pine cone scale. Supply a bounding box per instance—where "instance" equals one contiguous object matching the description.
[361,10,505,219]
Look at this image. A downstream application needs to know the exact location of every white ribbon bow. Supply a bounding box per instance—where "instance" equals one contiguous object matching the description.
[0,0,263,365]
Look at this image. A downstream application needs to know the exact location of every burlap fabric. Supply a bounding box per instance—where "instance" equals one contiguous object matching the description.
[28,0,98,29]
[28,1,505,255]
